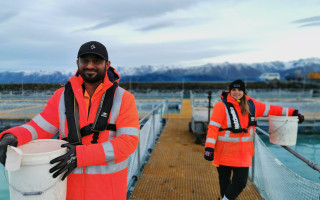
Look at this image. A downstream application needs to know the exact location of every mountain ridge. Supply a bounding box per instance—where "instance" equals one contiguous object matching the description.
[0,58,319,83]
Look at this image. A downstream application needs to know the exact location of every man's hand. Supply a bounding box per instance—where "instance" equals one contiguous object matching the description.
[293,110,304,124]
[0,133,18,166]
[49,143,78,181]
[204,147,214,161]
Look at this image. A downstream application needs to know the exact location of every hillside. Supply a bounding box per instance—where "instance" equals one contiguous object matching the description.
[0,58,319,83]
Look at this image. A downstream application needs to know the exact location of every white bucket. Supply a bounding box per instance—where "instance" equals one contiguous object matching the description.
[6,139,68,200]
[268,115,299,146]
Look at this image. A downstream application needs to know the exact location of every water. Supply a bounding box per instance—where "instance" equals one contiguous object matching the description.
[0,166,9,200]
[258,132,320,183]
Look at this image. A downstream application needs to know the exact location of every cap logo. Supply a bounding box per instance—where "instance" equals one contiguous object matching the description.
[234,84,240,87]
[90,44,96,50]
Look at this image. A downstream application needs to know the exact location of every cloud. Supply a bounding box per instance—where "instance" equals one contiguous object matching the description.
[292,15,320,27]
[137,21,175,31]
[298,22,320,28]
[0,12,17,24]
[1,0,320,71]
[293,15,320,24]
[109,37,249,67]
[69,0,204,32]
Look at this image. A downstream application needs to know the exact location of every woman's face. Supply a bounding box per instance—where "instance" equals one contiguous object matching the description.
[230,88,244,100]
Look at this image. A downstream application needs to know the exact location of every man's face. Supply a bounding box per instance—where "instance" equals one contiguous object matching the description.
[77,54,109,83]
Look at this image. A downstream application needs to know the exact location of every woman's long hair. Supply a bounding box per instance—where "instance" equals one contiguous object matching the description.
[239,95,250,116]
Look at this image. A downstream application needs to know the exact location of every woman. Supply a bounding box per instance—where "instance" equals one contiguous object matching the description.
[204,79,304,200]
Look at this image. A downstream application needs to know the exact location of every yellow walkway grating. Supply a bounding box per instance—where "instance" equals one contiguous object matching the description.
[129,99,263,200]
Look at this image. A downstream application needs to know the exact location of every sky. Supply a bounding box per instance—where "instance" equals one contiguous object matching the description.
[1,0,320,73]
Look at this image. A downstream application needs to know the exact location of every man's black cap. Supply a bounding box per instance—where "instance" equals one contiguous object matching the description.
[229,79,246,93]
[77,41,108,61]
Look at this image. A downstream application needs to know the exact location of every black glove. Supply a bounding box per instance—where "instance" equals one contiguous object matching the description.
[204,147,214,161]
[293,110,304,124]
[0,133,18,166]
[49,143,78,181]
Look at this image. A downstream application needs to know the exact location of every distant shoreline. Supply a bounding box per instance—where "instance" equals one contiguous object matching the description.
[0,81,319,92]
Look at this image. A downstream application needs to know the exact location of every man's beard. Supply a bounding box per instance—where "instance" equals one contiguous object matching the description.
[79,68,106,83]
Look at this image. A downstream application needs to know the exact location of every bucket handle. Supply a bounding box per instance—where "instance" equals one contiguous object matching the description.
[269,108,293,134]
[269,116,290,135]
[2,167,64,196]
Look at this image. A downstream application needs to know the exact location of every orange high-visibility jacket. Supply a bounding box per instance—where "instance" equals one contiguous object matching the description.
[205,91,295,167]
[0,67,140,200]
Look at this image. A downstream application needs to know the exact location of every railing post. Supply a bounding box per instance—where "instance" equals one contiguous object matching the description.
[137,131,141,177]
[165,98,168,122]
[160,102,163,125]
[251,133,255,183]
[152,110,156,144]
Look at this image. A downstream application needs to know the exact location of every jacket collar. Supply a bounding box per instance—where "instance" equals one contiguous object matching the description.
[69,66,120,93]
[221,90,250,105]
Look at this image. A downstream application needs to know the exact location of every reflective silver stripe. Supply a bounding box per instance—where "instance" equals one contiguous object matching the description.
[109,131,115,140]
[32,114,58,134]
[282,107,288,116]
[58,91,66,138]
[86,159,128,174]
[218,136,240,142]
[206,138,216,144]
[241,127,254,141]
[110,87,125,124]
[21,125,38,140]
[116,127,139,137]
[263,104,270,117]
[209,120,221,128]
[102,141,115,161]
[224,130,231,137]
[242,136,253,142]
[223,104,232,127]
[107,87,124,141]
[218,128,254,142]
[71,167,83,174]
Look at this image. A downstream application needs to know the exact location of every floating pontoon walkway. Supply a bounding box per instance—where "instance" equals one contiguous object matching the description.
[129,99,263,200]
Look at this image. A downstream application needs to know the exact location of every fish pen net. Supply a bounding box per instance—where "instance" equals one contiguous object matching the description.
[250,133,320,200]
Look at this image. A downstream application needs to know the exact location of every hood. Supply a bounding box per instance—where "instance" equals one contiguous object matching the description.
[106,66,120,83]
[220,90,251,104]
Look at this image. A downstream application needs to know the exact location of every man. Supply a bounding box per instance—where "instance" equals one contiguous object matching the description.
[0,41,140,200]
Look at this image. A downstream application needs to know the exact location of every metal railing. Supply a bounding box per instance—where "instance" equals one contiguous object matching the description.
[127,100,168,194]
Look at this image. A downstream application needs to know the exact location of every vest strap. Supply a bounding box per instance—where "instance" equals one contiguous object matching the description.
[219,127,248,133]
[80,123,116,136]
[64,81,82,143]
[221,94,257,134]
[64,81,118,144]
[90,82,118,144]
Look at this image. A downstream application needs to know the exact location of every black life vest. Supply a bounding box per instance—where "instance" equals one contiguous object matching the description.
[219,92,257,133]
[64,81,118,144]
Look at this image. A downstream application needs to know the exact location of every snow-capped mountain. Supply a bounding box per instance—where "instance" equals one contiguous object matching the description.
[0,71,73,84]
[0,58,319,83]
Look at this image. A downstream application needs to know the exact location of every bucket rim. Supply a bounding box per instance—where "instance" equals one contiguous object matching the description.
[268,115,298,121]
[18,139,67,156]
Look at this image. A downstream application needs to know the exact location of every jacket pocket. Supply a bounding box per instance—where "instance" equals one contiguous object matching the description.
[220,141,241,162]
